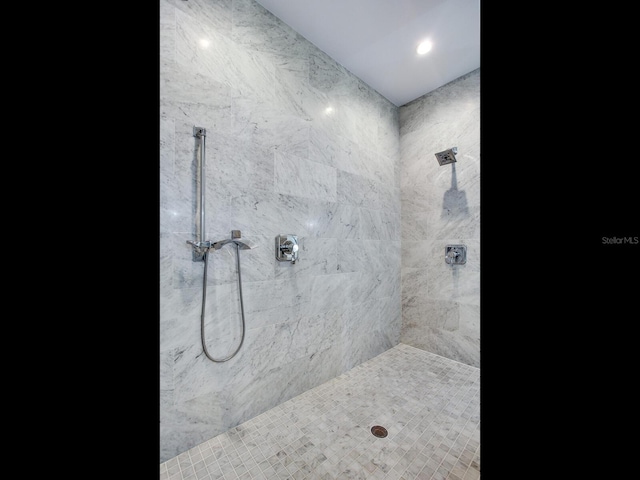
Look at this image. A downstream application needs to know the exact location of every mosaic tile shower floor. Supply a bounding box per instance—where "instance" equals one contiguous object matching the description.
[160,344,480,480]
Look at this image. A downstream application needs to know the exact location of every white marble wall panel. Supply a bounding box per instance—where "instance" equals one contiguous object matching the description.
[337,170,396,211]
[378,102,401,161]
[227,338,343,428]
[274,152,337,201]
[274,59,317,121]
[401,240,431,269]
[348,80,383,148]
[231,97,311,157]
[160,3,476,455]
[337,239,399,273]
[306,202,361,240]
[362,208,400,241]
[160,1,177,71]
[308,126,349,169]
[350,270,401,307]
[458,303,480,341]
[165,0,233,36]
[309,50,356,97]
[209,131,274,194]
[304,272,357,314]
[231,0,306,60]
[399,70,480,369]
[160,117,177,234]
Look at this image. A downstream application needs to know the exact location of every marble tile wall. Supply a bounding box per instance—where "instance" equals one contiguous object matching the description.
[399,70,480,368]
[160,0,401,463]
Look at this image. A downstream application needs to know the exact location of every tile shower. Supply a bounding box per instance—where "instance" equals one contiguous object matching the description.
[160,0,480,476]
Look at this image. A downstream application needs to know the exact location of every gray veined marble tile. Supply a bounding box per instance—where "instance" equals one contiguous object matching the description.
[231,95,311,157]
[160,117,180,234]
[337,239,399,274]
[399,179,440,217]
[401,267,428,305]
[309,50,356,97]
[232,0,307,60]
[175,8,276,102]
[401,210,430,242]
[401,298,460,337]
[400,136,440,187]
[274,236,338,279]
[163,0,233,36]
[359,208,399,241]
[339,141,394,186]
[273,57,316,121]
[159,284,202,352]
[244,299,307,332]
[160,234,175,297]
[344,82,383,148]
[427,265,480,304]
[303,272,358,315]
[378,113,401,158]
[458,304,480,341]
[160,92,234,144]
[349,270,400,307]
[207,131,275,195]
[315,89,365,140]
[275,151,337,201]
[337,170,386,211]
[164,343,232,404]
[210,190,315,239]
[401,239,431,270]
[428,204,480,240]
[308,126,351,169]
[160,1,177,71]
[306,202,361,239]
[242,276,312,316]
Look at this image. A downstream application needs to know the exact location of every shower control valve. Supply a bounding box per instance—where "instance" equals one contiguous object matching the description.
[445,244,467,266]
[276,234,299,264]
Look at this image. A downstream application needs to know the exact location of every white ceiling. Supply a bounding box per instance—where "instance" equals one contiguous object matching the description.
[255,0,480,107]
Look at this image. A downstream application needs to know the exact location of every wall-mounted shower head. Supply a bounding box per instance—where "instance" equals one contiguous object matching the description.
[435,147,458,166]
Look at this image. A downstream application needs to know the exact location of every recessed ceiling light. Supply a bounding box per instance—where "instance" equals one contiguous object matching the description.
[417,40,432,55]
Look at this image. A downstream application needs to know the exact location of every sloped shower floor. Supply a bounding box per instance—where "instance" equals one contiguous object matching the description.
[160,343,480,480]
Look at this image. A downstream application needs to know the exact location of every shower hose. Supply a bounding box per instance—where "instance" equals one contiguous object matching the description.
[200,244,246,362]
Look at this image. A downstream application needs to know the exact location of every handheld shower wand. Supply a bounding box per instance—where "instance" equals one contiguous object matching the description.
[196,231,257,362]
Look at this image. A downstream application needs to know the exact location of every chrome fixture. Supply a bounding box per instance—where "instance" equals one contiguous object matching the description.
[435,147,457,166]
[212,229,258,250]
[445,244,467,266]
[196,230,257,362]
[276,234,299,264]
[185,125,258,363]
[191,126,207,262]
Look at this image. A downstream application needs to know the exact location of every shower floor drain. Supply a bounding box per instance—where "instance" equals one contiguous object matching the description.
[371,425,388,438]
